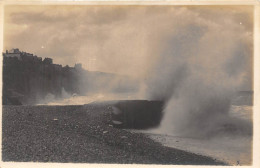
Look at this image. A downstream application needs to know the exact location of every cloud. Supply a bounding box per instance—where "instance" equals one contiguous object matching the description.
[4,5,253,91]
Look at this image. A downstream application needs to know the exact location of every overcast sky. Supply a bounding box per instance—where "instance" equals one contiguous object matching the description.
[4,5,253,90]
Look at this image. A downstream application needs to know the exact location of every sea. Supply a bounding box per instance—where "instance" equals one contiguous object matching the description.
[130,104,253,165]
[40,91,253,165]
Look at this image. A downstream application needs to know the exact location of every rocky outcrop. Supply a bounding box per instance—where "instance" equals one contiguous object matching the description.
[110,100,164,129]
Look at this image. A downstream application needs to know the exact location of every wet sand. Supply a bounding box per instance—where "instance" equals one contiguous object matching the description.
[2,104,226,165]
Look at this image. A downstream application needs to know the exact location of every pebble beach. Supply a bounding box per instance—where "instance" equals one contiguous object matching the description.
[2,104,226,165]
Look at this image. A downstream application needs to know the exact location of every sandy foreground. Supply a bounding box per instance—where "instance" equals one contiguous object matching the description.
[2,104,226,165]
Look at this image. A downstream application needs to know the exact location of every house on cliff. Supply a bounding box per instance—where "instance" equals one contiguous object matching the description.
[2,48,90,105]
[74,63,82,71]
[43,58,53,64]
[3,48,22,60]
[53,64,62,71]
[3,48,43,64]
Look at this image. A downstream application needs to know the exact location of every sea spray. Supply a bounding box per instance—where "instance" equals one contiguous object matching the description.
[142,7,253,138]
[160,79,252,137]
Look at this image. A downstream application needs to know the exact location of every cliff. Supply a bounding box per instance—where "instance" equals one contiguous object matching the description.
[2,49,138,105]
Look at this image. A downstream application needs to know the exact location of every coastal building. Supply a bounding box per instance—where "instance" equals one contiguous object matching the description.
[33,56,42,63]
[74,63,82,71]
[3,48,22,60]
[43,58,53,64]
[53,64,62,71]
[21,53,34,62]
[9,48,20,53]
[3,48,44,63]
[3,48,83,72]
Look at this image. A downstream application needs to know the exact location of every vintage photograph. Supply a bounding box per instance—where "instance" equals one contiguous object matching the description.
[1,4,254,166]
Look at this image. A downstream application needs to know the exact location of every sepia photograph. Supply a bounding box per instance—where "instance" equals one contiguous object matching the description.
[0,1,258,167]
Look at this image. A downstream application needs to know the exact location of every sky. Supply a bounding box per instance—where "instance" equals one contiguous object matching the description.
[3,5,253,90]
